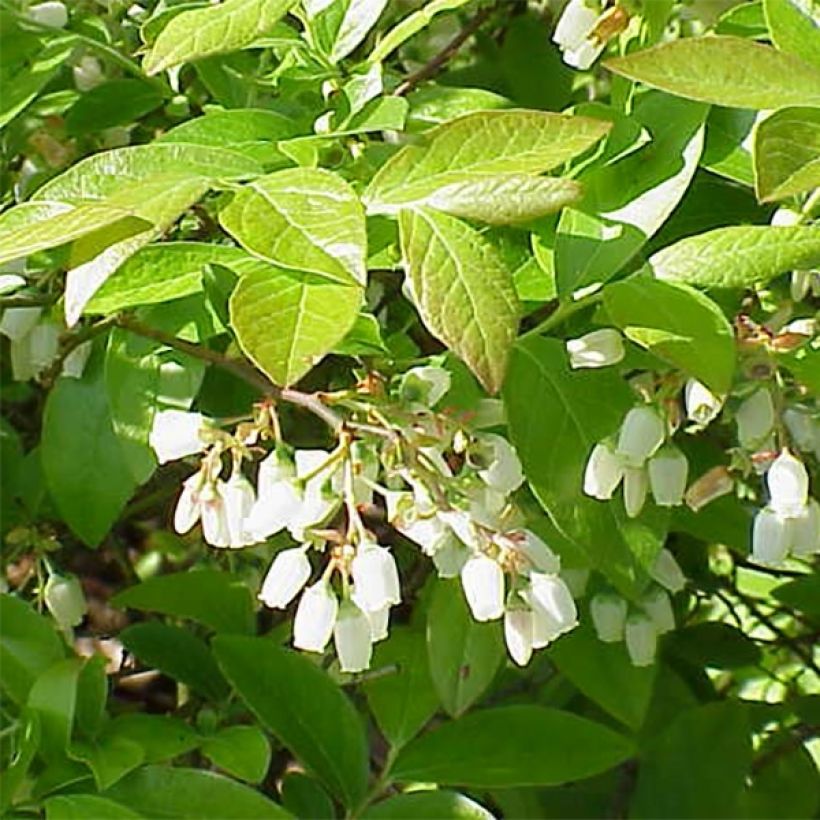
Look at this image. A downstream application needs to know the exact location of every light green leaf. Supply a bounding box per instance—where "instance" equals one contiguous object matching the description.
[69,734,145,791]
[405,85,511,131]
[213,636,369,808]
[45,795,143,820]
[701,107,756,187]
[27,658,83,762]
[105,766,291,818]
[104,714,200,764]
[201,725,272,784]
[365,110,610,213]
[220,169,367,285]
[503,337,667,598]
[307,0,389,62]
[34,144,261,203]
[604,36,820,109]
[0,594,64,706]
[603,274,735,394]
[399,208,520,394]
[112,571,255,635]
[555,94,706,297]
[649,225,820,289]
[764,0,820,71]
[753,106,820,202]
[426,578,503,718]
[391,706,635,787]
[42,356,138,547]
[143,0,297,75]
[230,267,362,386]
[364,791,494,819]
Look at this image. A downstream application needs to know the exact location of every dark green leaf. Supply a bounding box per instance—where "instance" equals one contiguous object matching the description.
[45,795,143,819]
[27,658,83,762]
[65,80,164,136]
[201,725,271,784]
[364,791,494,819]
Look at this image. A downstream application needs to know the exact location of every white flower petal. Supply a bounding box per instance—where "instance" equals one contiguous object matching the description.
[767,449,809,517]
[617,406,665,467]
[528,573,577,636]
[648,446,688,507]
[625,613,657,667]
[590,593,627,643]
[684,379,722,425]
[259,547,312,609]
[333,600,373,673]
[649,549,686,594]
[736,389,775,449]
[623,466,648,519]
[583,442,624,500]
[566,328,625,369]
[460,555,504,621]
[149,409,207,464]
[791,499,820,556]
[174,473,203,534]
[294,581,338,653]
[504,608,534,667]
[350,541,401,612]
[222,471,256,548]
[641,587,675,634]
[476,433,524,494]
[752,506,792,566]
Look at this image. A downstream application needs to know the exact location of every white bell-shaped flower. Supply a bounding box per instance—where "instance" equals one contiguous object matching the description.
[44,573,86,630]
[566,328,625,369]
[294,580,338,653]
[496,530,561,575]
[504,608,534,667]
[28,322,59,375]
[783,408,817,453]
[288,450,343,540]
[28,1,68,27]
[684,379,722,425]
[333,600,373,673]
[246,450,301,541]
[641,587,675,635]
[61,341,92,379]
[10,334,36,382]
[353,596,390,642]
[350,540,401,612]
[766,449,809,517]
[222,470,256,548]
[460,554,505,622]
[399,365,451,407]
[259,547,312,609]
[583,441,624,500]
[648,446,688,507]
[625,613,657,667]
[752,506,792,566]
[649,549,686,594]
[174,473,203,534]
[73,55,104,91]
[149,409,207,464]
[0,307,41,341]
[791,499,820,556]
[590,593,627,643]
[528,572,578,638]
[617,406,665,467]
[736,389,775,449]
[199,481,230,548]
[623,466,648,519]
[476,433,524,494]
[552,0,606,69]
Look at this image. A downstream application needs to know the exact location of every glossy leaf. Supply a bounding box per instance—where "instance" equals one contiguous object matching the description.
[65,80,165,136]
[45,795,143,819]
[753,107,820,201]
[213,636,369,807]
[605,37,820,109]
[69,734,145,791]
[308,0,389,62]
[364,791,494,819]
[220,169,367,286]
[392,706,635,787]
[649,225,820,289]
[764,0,820,70]
[104,714,201,764]
[27,659,83,762]
[399,208,520,394]
[426,578,504,718]
[144,0,297,74]
[229,267,362,386]
[201,725,272,784]
[112,571,255,634]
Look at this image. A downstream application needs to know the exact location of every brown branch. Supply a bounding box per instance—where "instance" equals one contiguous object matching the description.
[394,1,499,97]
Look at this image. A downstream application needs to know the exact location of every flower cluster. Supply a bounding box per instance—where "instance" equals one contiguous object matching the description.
[153,367,580,671]
[589,549,686,667]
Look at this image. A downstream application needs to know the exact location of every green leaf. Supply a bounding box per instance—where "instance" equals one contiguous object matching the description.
[1,710,41,813]
[701,107,756,187]
[69,734,145,791]
[120,622,230,701]
[112,571,255,634]
[41,356,138,547]
[667,622,762,670]
[65,80,165,136]
[392,706,635,787]
[0,202,149,268]
[144,0,297,75]
[399,208,520,394]
[104,715,201,764]
[363,626,439,748]
[365,110,610,213]
[753,106,820,202]
[602,274,735,394]
[280,772,335,820]
[75,655,108,739]
[630,702,752,818]
[88,243,262,314]
[333,313,388,356]
[230,267,362,386]
[27,658,83,762]
[201,725,272,784]
[0,594,64,705]
[426,578,504,718]
[764,0,820,71]
[555,94,707,297]
[105,766,291,818]
[307,0,389,62]
[771,574,820,618]
[45,795,143,820]
[549,622,656,731]
[604,37,820,109]
[364,791,494,819]
[504,337,667,598]
[34,144,261,203]
[649,225,820,289]
[220,169,367,286]
[213,636,369,808]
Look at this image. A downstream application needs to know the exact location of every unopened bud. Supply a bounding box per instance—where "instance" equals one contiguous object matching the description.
[649,548,686,594]
[625,613,657,667]
[44,573,86,630]
[583,441,624,500]
[791,499,820,557]
[648,446,688,507]
[623,466,648,518]
[641,587,674,634]
[736,389,775,449]
[766,449,809,517]
[590,593,627,642]
[751,506,792,566]
[29,1,68,27]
